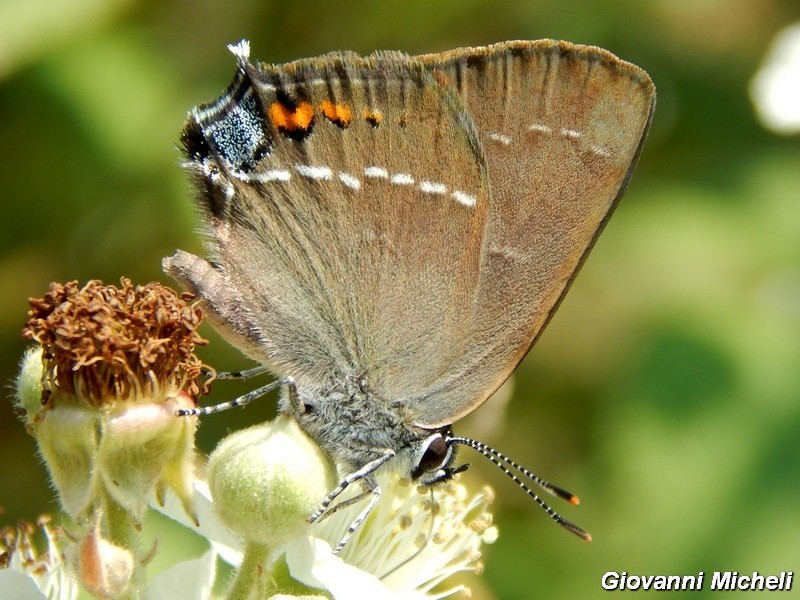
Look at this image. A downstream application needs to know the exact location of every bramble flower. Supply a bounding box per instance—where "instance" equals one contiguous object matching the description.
[289,476,498,599]
[181,415,497,599]
[14,279,210,598]
[0,516,78,600]
[11,278,498,599]
[17,279,207,522]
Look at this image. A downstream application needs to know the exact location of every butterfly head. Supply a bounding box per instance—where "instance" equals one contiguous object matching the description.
[410,430,469,486]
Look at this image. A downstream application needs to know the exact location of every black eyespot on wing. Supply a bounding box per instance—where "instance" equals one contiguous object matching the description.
[187,86,273,173]
[209,91,272,172]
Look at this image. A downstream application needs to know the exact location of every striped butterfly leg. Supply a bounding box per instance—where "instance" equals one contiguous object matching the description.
[307,451,396,554]
[201,365,269,381]
[176,376,297,417]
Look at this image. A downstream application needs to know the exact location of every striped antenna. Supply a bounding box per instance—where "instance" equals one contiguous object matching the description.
[447,436,591,542]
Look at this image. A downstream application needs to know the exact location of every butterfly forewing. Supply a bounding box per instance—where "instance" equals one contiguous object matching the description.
[407,41,656,426]
[170,51,492,394]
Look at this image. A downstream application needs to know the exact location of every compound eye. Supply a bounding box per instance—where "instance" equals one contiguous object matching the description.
[413,434,450,478]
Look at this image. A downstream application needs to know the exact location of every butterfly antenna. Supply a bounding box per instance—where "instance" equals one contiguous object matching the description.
[448,436,591,542]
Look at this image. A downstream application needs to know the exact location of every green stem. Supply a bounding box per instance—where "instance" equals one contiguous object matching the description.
[227,542,272,600]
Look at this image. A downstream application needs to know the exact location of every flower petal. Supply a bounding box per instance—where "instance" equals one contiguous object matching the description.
[285,535,425,600]
[149,549,217,600]
[152,479,243,566]
[0,570,48,600]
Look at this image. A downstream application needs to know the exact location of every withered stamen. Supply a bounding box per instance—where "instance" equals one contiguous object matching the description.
[23,279,210,405]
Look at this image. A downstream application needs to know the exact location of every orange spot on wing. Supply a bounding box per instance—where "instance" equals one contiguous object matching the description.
[320,100,352,127]
[269,100,314,131]
[362,108,382,127]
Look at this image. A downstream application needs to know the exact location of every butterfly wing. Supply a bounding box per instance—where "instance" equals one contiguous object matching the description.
[165,48,492,394]
[405,40,656,427]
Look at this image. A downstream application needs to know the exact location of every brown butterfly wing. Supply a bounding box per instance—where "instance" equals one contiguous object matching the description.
[406,40,656,427]
[166,50,492,394]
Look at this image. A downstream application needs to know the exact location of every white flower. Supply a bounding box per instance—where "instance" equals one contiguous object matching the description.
[751,23,800,134]
[0,516,78,600]
[159,473,496,599]
[287,475,497,599]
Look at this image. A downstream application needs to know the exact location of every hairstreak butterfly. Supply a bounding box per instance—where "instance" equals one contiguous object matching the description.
[165,39,655,551]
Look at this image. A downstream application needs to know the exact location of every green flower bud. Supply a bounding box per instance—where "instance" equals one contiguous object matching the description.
[35,400,102,518]
[18,279,209,521]
[13,346,45,426]
[96,394,198,520]
[207,415,336,550]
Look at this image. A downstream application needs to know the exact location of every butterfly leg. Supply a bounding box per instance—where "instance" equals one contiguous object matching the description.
[308,450,394,523]
[312,489,373,523]
[201,365,269,380]
[176,376,297,417]
[307,451,394,553]
[332,483,380,554]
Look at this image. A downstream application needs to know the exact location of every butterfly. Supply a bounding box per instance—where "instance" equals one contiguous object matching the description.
[164,39,655,551]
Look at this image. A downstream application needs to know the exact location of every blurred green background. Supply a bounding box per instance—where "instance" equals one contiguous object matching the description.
[2,0,799,598]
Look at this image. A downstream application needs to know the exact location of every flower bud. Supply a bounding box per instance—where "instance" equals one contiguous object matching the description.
[207,415,336,550]
[78,517,135,599]
[13,346,45,427]
[18,279,209,521]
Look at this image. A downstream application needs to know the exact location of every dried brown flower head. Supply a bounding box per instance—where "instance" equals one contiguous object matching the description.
[23,279,210,405]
